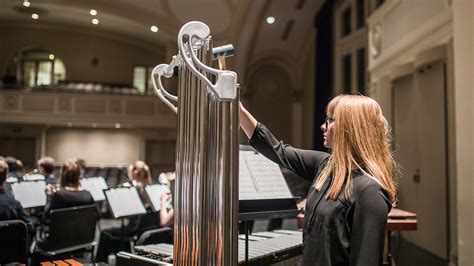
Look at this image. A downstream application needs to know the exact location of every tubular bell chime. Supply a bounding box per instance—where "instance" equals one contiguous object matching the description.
[151,21,239,265]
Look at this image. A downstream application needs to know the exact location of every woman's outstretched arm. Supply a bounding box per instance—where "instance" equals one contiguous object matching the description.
[239,102,258,139]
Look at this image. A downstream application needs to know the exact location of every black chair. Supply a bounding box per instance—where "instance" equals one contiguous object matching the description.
[128,211,162,250]
[135,227,173,246]
[34,204,97,257]
[0,220,29,264]
[95,211,162,262]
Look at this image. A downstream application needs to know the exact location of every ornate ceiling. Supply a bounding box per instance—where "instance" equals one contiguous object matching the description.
[0,0,323,82]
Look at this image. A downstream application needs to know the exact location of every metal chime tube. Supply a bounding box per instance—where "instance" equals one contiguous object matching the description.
[152,21,239,266]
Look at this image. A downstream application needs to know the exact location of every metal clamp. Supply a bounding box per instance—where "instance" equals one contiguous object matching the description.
[178,21,237,101]
[151,63,178,114]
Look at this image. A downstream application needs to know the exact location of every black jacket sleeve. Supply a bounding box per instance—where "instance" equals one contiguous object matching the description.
[349,182,391,266]
[14,201,35,233]
[249,122,330,182]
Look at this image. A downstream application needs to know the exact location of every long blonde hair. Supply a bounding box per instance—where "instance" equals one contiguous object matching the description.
[314,94,398,204]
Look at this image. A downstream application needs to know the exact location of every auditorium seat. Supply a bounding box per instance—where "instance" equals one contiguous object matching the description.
[33,205,97,261]
[135,227,173,246]
[30,80,141,95]
[0,220,29,264]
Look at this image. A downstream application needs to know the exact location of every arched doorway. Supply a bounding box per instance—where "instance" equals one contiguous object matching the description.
[247,65,293,142]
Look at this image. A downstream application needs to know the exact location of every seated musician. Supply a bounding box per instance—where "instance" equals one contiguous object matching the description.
[43,159,95,217]
[2,156,21,197]
[0,159,35,232]
[38,156,58,186]
[4,156,22,182]
[74,158,87,179]
[95,161,174,263]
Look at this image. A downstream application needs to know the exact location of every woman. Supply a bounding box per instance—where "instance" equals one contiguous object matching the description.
[239,94,397,266]
[44,159,94,215]
[122,160,153,207]
[125,160,153,187]
[96,160,174,262]
[122,160,174,229]
[37,159,96,253]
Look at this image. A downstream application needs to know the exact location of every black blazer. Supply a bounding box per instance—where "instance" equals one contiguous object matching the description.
[249,123,391,266]
[0,187,35,232]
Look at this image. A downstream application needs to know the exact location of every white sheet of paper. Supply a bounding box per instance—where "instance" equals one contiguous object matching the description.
[145,184,171,212]
[22,174,45,181]
[11,181,47,208]
[239,155,259,199]
[239,151,293,199]
[105,187,146,218]
[80,177,108,201]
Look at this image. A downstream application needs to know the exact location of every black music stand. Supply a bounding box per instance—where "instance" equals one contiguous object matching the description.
[104,187,147,250]
[238,147,301,265]
[239,198,300,265]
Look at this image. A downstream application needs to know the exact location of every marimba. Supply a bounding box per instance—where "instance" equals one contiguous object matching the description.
[116,229,303,266]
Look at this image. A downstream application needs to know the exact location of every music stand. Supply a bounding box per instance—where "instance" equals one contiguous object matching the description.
[104,187,147,248]
[11,180,47,208]
[238,150,299,265]
[145,184,171,212]
[80,177,108,202]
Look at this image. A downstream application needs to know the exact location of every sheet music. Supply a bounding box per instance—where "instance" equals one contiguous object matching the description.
[239,151,293,200]
[105,187,146,218]
[11,181,47,208]
[80,177,108,201]
[239,156,259,199]
[145,184,171,212]
[22,173,45,181]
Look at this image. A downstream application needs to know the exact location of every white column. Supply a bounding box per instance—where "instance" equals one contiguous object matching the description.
[369,76,392,126]
[452,0,474,265]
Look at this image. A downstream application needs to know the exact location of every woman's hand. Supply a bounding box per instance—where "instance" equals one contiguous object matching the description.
[160,192,174,226]
[44,184,58,196]
[161,192,171,208]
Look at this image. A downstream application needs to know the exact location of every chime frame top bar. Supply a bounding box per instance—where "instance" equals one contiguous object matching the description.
[151,21,238,115]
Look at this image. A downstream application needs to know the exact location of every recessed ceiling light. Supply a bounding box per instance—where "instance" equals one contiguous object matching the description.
[150,25,159,32]
[266,16,275,24]
[92,18,99,25]
[49,54,55,60]
[23,1,30,7]
[115,123,121,129]
[31,13,39,20]
[90,9,97,16]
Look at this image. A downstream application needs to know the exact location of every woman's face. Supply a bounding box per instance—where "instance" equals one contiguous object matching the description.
[321,115,335,149]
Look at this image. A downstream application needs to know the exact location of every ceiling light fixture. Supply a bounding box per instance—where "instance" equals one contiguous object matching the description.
[115,123,121,129]
[150,25,159,32]
[90,9,97,16]
[23,0,30,7]
[49,54,55,60]
[92,18,99,25]
[31,13,39,20]
[266,16,275,24]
